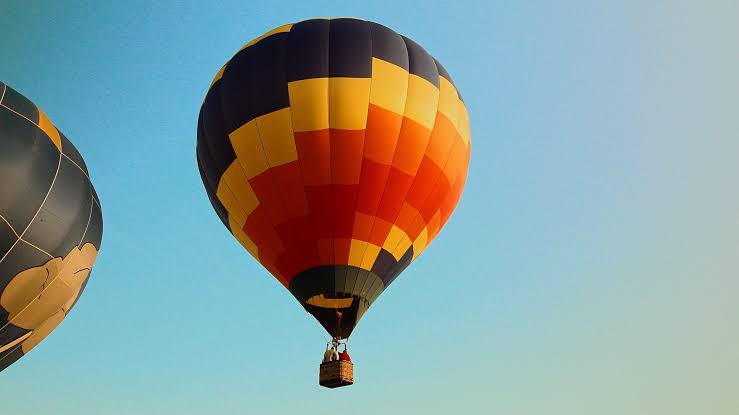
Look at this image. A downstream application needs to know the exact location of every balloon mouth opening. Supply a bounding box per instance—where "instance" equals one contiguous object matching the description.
[306,293,354,309]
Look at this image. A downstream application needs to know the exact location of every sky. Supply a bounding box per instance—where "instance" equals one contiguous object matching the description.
[1,1,738,414]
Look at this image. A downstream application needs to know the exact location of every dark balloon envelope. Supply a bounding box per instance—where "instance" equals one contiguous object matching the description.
[197,18,470,339]
[0,82,103,372]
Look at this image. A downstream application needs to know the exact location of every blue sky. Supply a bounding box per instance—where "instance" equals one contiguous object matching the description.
[1,1,737,414]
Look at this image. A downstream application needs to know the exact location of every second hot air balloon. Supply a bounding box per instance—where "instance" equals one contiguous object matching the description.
[196,18,470,387]
[0,82,103,372]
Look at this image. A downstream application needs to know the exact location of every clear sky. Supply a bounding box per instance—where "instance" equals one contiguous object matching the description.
[1,1,737,414]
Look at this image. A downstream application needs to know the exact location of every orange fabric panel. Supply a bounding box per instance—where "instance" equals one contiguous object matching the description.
[418,172,451,224]
[368,217,393,247]
[405,155,444,211]
[375,167,414,224]
[364,104,402,164]
[441,135,467,185]
[405,213,427,241]
[426,112,459,169]
[441,174,465,227]
[394,202,420,233]
[352,212,375,241]
[392,117,432,176]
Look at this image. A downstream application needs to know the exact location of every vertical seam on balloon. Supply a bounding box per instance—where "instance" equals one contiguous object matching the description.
[385,58,449,259]
[204,74,251,213]
[92,191,101,208]
[0,104,43,131]
[353,35,412,289]
[0,83,7,104]
[392,86,468,261]
[63,153,90,181]
[217,180,257,259]
[18,239,54,260]
[283,23,323,285]
[196,152,228,229]
[236,37,295,283]
[346,22,376,299]
[198,110,235,231]
[0,214,19,238]
[389,136,463,259]
[326,19,336,298]
[77,181,94,246]
[366,71,439,289]
[199,106,251,241]
[0,152,61,266]
[210,87,253,233]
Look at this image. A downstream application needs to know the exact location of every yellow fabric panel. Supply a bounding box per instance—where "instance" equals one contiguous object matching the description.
[215,180,238,216]
[382,225,406,254]
[403,75,440,131]
[390,232,412,261]
[412,227,429,259]
[221,162,259,215]
[239,23,293,52]
[437,77,460,127]
[457,101,471,148]
[216,180,259,258]
[37,109,61,151]
[256,108,298,167]
[348,238,366,267]
[359,243,382,270]
[0,244,96,329]
[329,77,371,130]
[369,58,408,115]
[228,214,258,258]
[306,294,354,309]
[229,120,269,179]
[288,78,329,132]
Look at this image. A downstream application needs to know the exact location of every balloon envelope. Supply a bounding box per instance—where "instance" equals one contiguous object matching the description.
[0,82,103,372]
[197,18,470,338]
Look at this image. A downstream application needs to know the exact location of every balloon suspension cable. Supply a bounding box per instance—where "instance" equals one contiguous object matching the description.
[326,336,348,353]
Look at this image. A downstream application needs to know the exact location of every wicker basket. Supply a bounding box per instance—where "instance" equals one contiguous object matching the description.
[319,360,354,388]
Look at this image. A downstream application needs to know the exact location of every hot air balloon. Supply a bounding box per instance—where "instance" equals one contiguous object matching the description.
[0,82,103,372]
[196,18,470,387]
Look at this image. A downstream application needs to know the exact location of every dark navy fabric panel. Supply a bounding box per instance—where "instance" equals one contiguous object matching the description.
[402,36,440,87]
[221,33,290,131]
[370,22,409,70]
[286,19,330,81]
[0,108,59,230]
[329,18,372,78]
[24,157,92,257]
[1,86,39,123]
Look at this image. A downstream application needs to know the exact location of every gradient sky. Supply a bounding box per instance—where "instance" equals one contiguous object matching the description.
[1,1,737,414]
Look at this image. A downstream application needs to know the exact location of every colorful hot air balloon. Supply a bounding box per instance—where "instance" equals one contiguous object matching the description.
[0,82,103,372]
[196,17,470,372]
